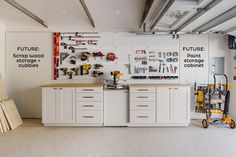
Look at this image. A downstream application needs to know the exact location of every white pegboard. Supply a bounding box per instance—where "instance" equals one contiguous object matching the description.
[54,32,180,83]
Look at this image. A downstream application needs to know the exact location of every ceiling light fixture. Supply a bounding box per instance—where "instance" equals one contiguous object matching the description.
[115,9,121,14]
[62,10,68,14]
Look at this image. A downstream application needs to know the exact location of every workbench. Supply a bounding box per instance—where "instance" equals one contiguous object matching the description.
[41,83,191,127]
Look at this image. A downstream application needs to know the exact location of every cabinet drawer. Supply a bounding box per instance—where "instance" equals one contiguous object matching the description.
[76,111,103,124]
[130,93,155,101]
[130,87,155,93]
[76,87,102,93]
[130,111,155,123]
[130,102,155,111]
[76,93,102,101]
[76,102,102,111]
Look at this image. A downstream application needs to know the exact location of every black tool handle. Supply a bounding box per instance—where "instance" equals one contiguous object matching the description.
[213,74,228,95]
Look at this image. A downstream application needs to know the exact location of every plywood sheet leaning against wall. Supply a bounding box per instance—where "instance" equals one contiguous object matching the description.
[0,74,8,99]
[0,74,23,133]
[0,99,23,131]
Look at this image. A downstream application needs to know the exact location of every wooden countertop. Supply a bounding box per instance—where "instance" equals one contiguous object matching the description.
[41,83,191,88]
[41,84,103,88]
[128,84,191,88]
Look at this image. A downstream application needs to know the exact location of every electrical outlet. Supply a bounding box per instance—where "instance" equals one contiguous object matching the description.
[233,56,236,60]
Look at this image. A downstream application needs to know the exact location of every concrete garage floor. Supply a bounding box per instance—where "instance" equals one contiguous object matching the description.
[0,119,235,157]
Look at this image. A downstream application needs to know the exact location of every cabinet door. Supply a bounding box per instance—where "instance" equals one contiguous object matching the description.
[172,87,187,123]
[156,88,172,123]
[58,88,75,123]
[42,88,58,123]
[104,90,128,126]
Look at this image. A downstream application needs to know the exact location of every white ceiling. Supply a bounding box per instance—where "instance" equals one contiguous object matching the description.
[0,0,236,35]
[0,0,145,31]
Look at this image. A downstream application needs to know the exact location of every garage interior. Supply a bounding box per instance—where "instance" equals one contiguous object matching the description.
[1,0,236,157]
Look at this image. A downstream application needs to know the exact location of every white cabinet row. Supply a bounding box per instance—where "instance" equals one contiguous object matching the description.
[42,85,190,126]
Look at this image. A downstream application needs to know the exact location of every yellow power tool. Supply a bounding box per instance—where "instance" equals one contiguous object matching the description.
[80,64,91,75]
[111,71,123,87]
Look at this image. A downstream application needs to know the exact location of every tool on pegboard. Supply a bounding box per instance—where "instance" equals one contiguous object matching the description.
[166,58,173,62]
[81,52,91,61]
[131,76,147,79]
[173,66,178,74]
[170,64,173,73]
[158,52,162,58]
[163,52,166,58]
[158,60,163,73]
[92,70,104,77]
[69,56,77,64]
[60,52,69,65]
[87,40,98,45]
[93,52,104,60]
[94,64,103,69]
[173,52,178,56]
[69,46,75,53]
[173,58,178,62]
[134,66,148,74]
[107,53,118,61]
[75,40,86,45]
[167,52,172,57]
[53,32,60,80]
[67,71,73,79]
[136,50,146,54]
[71,68,79,75]
[149,66,158,72]
[124,54,131,75]
[134,56,147,61]
[162,63,166,73]
[60,68,68,75]
[80,64,91,75]
[61,42,67,49]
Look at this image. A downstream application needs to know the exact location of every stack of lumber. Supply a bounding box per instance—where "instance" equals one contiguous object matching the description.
[0,74,23,133]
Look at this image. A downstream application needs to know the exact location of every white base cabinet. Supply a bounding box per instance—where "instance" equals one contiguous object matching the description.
[156,87,190,125]
[130,86,156,124]
[104,90,128,126]
[42,88,75,124]
[129,85,190,126]
[75,87,103,125]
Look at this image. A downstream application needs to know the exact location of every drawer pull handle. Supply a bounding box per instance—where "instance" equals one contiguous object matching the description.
[83,89,94,91]
[137,116,149,118]
[83,116,94,118]
[59,88,63,90]
[83,96,94,98]
[137,96,148,98]
[137,89,148,91]
[137,105,148,107]
[53,88,57,90]
[83,105,94,107]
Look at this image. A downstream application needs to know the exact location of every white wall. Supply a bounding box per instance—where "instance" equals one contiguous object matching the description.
[5,32,52,118]
[208,34,230,83]
[4,32,229,118]
[0,22,5,81]
[229,49,236,119]
[179,34,209,84]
